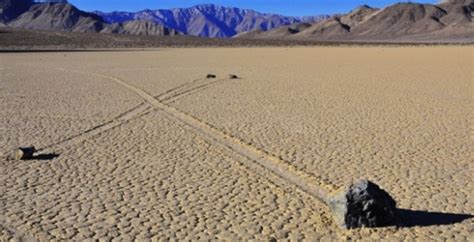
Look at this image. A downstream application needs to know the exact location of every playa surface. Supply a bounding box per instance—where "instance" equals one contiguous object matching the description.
[1,47,473,240]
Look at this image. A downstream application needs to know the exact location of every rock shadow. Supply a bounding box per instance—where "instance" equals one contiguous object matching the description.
[29,153,60,161]
[398,209,473,227]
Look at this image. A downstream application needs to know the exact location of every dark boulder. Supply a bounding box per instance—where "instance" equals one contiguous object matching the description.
[13,146,36,160]
[329,180,398,229]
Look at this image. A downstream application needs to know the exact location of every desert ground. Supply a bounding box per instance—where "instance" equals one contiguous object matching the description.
[0,46,473,240]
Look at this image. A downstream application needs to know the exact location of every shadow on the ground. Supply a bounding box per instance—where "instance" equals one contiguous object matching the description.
[29,153,60,161]
[398,209,474,227]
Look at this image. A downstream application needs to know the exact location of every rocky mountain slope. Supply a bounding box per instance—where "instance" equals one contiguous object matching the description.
[233,22,313,39]
[8,3,107,32]
[238,0,474,42]
[101,20,180,36]
[0,0,33,22]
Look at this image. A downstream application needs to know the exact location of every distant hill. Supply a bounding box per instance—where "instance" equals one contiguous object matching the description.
[237,1,474,42]
[8,3,107,32]
[95,4,329,38]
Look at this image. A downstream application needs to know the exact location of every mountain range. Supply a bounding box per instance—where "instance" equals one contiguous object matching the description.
[95,5,330,38]
[0,1,180,36]
[237,0,474,42]
[0,0,329,38]
[0,0,472,42]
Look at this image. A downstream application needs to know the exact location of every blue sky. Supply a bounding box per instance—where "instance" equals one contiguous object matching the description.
[70,0,438,16]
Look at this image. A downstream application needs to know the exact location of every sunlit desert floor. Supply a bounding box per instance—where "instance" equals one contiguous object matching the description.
[0,46,473,240]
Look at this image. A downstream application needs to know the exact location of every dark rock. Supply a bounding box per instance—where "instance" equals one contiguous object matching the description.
[13,146,36,160]
[329,180,397,229]
[229,74,239,79]
[206,74,216,79]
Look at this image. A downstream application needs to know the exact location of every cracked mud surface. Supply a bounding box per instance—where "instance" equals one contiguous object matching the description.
[1,47,473,240]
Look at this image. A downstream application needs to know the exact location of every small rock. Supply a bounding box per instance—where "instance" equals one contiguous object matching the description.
[13,146,36,160]
[229,74,239,79]
[206,74,217,79]
[329,180,397,229]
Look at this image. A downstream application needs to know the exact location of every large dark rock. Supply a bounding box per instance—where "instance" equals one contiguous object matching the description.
[13,146,36,160]
[329,180,398,229]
